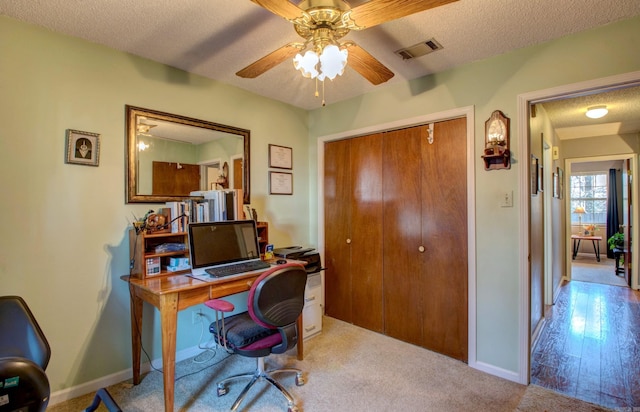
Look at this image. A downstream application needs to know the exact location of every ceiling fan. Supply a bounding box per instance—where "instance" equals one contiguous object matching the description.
[136,117,157,136]
[237,0,458,85]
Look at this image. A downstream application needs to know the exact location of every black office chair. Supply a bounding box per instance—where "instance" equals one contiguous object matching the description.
[0,296,51,412]
[205,263,307,412]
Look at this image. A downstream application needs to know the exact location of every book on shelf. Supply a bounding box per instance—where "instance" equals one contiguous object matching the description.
[165,189,244,232]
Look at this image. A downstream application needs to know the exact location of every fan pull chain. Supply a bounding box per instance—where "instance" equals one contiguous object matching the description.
[313,78,326,106]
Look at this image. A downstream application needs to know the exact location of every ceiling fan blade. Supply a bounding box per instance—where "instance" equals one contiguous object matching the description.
[343,42,394,85]
[349,0,458,29]
[250,0,306,21]
[236,43,305,78]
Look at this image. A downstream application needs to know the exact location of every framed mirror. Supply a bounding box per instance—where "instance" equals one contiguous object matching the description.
[125,105,250,204]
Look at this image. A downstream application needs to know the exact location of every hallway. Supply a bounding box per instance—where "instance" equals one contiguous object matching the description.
[530,278,640,409]
[571,253,628,287]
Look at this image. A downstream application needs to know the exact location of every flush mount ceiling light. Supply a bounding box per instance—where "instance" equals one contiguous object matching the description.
[585,105,608,119]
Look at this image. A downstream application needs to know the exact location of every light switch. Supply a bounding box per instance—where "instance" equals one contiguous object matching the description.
[500,191,513,207]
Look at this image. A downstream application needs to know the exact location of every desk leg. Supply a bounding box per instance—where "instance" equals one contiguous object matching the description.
[159,294,179,412]
[296,315,303,361]
[572,239,581,260]
[592,240,601,262]
[129,286,144,385]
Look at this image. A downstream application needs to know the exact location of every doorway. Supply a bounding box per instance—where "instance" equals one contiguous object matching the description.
[566,157,631,288]
[519,71,640,399]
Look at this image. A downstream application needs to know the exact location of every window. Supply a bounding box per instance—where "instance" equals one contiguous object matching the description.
[570,172,607,225]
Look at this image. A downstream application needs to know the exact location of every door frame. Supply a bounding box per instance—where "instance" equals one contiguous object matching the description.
[316,106,478,368]
[518,70,640,384]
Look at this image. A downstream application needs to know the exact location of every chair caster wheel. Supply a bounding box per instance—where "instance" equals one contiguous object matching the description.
[295,372,305,386]
[287,405,299,412]
[216,384,228,397]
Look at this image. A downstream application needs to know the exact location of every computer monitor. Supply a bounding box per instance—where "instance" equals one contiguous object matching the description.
[188,220,261,276]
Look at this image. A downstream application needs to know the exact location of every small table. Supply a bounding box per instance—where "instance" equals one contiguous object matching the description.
[571,234,602,262]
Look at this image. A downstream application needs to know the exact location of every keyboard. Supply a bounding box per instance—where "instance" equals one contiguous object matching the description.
[205,260,271,278]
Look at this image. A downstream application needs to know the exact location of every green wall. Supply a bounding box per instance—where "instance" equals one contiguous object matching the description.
[308,16,640,373]
[0,16,309,392]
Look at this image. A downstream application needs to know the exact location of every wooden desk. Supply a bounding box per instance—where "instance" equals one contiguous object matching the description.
[123,272,304,412]
[571,234,602,262]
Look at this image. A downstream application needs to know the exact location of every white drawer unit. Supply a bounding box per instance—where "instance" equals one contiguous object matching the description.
[302,272,322,339]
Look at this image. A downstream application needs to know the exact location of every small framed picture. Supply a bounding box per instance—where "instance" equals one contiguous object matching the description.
[268,144,292,169]
[530,155,538,195]
[538,165,544,192]
[66,129,100,166]
[557,167,564,199]
[269,171,293,195]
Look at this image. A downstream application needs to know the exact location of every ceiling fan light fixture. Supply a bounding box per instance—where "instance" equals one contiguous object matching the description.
[585,105,608,119]
[293,44,348,81]
[293,50,320,78]
[318,44,348,81]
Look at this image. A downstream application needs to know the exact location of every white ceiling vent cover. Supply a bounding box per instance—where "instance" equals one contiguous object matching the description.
[395,38,443,60]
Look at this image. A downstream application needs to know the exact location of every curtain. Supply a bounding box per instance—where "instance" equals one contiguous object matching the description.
[606,168,620,259]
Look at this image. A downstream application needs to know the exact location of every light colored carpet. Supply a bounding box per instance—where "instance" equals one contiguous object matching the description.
[572,253,628,287]
[48,317,613,412]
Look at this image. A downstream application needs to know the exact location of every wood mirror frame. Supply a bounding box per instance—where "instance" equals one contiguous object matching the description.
[125,105,250,204]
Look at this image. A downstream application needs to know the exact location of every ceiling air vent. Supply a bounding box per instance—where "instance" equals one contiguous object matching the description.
[394,38,443,60]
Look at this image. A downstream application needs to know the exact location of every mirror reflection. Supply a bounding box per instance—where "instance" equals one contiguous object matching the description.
[126,106,250,204]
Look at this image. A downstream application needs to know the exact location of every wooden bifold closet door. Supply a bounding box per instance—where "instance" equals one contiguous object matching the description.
[324,118,468,362]
[324,133,384,332]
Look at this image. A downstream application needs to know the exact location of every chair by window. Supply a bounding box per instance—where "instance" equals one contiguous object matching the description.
[205,263,307,412]
[0,296,51,412]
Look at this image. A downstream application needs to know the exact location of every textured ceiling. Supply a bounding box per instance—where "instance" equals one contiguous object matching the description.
[540,85,640,140]
[2,0,640,112]
[2,0,640,139]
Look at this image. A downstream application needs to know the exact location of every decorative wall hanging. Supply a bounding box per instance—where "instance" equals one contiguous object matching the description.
[554,167,564,199]
[530,155,539,195]
[269,171,293,195]
[268,144,292,169]
[481,110,510,170]
[65,129,100,166]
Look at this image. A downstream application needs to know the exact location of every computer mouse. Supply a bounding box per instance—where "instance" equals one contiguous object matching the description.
[276,259,287,264]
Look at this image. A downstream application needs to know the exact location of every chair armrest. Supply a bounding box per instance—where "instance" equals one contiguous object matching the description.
[271,323,298,354]
[205,299,234,312]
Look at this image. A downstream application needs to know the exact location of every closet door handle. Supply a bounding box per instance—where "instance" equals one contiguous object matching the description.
[418,246,425,253]
[346,238,352,244]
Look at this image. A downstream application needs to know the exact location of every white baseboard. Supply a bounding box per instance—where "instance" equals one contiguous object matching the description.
[48,345,204,406]
[469,360,522,384]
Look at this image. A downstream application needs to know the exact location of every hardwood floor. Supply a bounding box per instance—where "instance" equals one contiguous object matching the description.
[531,279,640,409]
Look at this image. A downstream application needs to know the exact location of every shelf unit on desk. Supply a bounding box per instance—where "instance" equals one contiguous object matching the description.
[129,230,190,279]
[256,221,269,255]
